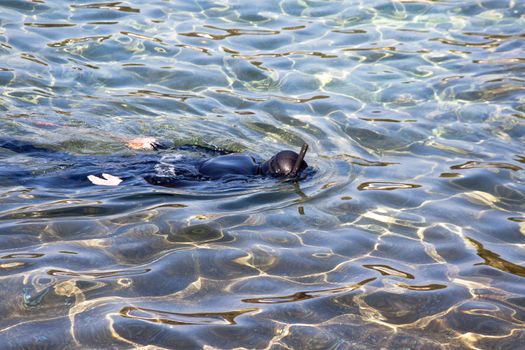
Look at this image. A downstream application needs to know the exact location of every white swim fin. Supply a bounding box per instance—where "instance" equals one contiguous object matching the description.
[88,173,123,186]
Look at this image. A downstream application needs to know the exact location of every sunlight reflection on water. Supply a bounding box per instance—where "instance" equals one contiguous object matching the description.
[0,0,524,348]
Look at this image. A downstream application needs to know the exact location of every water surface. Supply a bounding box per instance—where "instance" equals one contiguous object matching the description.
[0,0,524,349]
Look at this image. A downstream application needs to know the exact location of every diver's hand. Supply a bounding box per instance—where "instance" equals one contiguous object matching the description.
[126,137,160,150]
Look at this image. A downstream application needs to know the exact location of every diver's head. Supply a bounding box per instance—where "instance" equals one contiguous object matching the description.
[260,144,309,178]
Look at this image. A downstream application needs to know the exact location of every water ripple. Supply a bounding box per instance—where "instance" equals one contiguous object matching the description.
[0,0,524,348]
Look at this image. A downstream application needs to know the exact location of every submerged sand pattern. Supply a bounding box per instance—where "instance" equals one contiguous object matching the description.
[0,0,524,349]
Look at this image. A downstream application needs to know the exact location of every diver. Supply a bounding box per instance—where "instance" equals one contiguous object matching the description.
[0,137,309,188]
[143,140,309,187]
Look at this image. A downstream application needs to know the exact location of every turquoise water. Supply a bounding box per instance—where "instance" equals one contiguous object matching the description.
[0,1,524,348]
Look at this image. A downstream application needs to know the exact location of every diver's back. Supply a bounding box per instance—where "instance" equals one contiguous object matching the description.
[198,154,258,180]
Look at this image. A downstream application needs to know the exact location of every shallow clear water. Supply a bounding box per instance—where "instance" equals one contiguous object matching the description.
[0,0,524,348]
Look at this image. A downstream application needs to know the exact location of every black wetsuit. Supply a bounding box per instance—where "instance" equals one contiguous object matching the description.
[0,139,308,188]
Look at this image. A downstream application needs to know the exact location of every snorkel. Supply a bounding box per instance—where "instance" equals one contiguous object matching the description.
[288,143,309,179]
